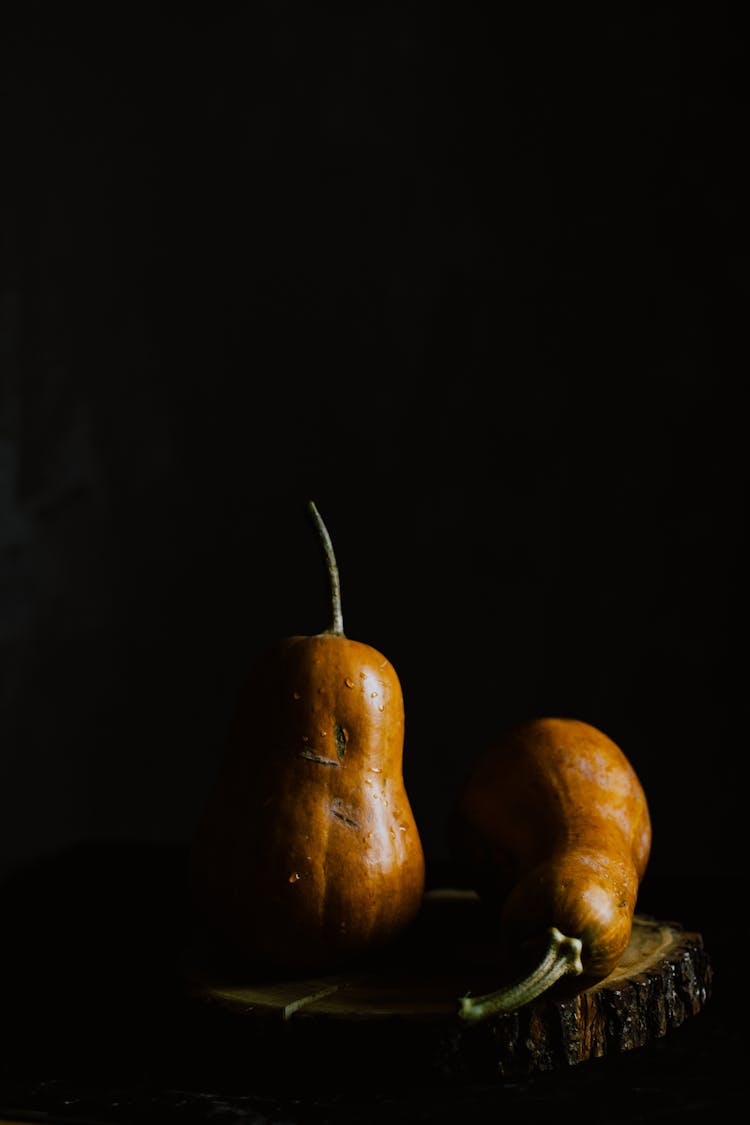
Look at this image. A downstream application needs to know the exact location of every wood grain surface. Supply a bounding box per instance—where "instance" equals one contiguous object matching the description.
[184,888,713,1081]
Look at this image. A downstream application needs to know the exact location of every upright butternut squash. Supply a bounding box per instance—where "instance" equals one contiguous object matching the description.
[190,501,425,973]
[451,716,651,1020]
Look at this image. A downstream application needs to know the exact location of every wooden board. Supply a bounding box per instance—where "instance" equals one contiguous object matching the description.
[183,889,713,1082]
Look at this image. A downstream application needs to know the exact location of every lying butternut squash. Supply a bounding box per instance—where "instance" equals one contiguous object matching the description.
[451,716,651,1020]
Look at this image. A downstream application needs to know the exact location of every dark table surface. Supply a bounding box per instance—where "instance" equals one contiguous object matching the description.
[0,843,742,1124]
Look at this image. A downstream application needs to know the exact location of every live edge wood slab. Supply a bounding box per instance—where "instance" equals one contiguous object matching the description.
[183,888,713,1084]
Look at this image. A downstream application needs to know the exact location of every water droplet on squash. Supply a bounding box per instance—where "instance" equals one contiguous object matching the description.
[344,677,354,689]
[288,872,301,883]
[399,825,407,832]
[320,729,328,737]
[364,778,373,785]
[378,704,385,712]
[293,690,301,700]
[370,691,378,699]
[369,767,382,773]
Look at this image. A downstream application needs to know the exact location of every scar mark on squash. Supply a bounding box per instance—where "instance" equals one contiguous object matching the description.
[335,724,348,761]
[297,750,340,767]
[331,803,360,829]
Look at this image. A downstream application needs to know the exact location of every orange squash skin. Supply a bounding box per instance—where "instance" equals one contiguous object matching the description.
[190,632,426,973]
[452,717,651,981]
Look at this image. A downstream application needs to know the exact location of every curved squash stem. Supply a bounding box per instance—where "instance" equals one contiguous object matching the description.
[458,927,584,1023]
[307,500,345,637]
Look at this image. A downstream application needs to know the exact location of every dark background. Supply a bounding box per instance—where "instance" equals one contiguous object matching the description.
[1,2,746,892]
[1,5,747,1122]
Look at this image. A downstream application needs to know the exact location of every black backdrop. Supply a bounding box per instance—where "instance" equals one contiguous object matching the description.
[1,3,746,888]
